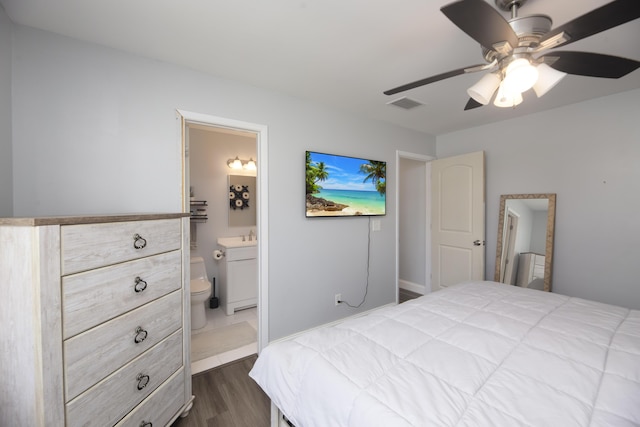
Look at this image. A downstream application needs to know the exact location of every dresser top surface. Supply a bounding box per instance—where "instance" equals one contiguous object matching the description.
[0,213,189,226]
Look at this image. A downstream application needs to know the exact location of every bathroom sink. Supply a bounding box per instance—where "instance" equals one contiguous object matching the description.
[217,236,257,248]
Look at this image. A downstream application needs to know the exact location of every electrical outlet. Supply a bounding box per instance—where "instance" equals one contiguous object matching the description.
[335,293,342,306]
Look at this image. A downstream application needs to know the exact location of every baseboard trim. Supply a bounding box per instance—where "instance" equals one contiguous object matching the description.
[399,279,425,295]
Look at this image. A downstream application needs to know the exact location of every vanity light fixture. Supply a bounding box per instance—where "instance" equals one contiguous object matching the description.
[228,157,243,169]
[227,156,257,170]
[244,158,257,171]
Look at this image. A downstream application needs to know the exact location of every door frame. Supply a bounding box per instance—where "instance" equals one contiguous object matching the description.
[395,151,435,299]
[177,109,269,351]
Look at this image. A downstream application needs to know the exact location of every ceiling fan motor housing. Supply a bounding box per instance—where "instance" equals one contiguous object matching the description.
[495,0,528,12]
[482,14,552,70]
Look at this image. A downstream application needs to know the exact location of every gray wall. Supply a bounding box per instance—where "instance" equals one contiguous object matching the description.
[437,89,640,310]
[530,210,547,254]
[0,5,12,217]
[8,25,436,340]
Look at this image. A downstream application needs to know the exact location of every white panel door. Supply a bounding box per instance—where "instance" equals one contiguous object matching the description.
[431,151,485,290]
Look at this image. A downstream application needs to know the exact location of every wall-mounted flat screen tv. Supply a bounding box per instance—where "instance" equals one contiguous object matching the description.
[305,151,386,217]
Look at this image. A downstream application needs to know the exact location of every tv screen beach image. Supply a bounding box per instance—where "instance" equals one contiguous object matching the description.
[305,151,386,217]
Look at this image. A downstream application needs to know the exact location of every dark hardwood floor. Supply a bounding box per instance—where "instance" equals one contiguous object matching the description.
[173,355,270,427]
[399,287,422,303]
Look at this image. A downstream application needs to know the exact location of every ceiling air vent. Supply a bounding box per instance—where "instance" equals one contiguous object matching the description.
[387,96,424,110]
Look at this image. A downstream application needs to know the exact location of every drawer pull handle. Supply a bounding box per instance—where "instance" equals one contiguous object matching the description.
[134,277,148,293]
[140,422,152,427]
[136,373,150,390]
[133,234,147,249]
[134,327,148,343]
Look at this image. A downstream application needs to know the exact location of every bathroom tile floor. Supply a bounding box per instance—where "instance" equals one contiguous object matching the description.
[190,305,258,375]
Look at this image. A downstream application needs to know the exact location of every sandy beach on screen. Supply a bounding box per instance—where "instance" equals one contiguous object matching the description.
[306,208,365,217]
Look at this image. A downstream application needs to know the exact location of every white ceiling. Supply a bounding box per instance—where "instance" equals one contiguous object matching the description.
[1,0,638,135]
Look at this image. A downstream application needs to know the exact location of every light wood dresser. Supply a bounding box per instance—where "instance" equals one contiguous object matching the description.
[0,213,194,427]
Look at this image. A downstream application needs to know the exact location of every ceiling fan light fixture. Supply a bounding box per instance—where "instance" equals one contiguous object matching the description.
[502,58,539,94]
[494,83,523,108]
[467,73,501,105]
[533,63,567,97]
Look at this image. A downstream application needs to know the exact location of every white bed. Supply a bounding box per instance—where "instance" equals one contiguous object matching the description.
[249,281,640,426]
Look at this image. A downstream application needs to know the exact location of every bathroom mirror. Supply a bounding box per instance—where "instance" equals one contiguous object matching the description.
[228,175,256,227]
[494,193,556,292]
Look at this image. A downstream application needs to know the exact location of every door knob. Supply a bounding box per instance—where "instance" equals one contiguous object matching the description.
[473,240,485,246]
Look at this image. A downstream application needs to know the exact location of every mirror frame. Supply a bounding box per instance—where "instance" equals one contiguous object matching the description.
[494,193,556,292]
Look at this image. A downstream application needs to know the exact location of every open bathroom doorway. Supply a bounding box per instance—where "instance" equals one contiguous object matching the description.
[177,110,269,375]
[396,151,434,301]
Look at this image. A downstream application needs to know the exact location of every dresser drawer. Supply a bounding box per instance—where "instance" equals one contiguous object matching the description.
[62,250,182,338]
[64,291,182,401]
[61,218,181,275]
[115,368,185,427]
[65,330,183,427]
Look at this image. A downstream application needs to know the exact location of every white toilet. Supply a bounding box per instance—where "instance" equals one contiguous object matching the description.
[190,256,212,330]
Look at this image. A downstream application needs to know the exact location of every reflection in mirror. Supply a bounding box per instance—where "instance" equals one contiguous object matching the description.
[495,194,556,292]
[228,175,256,227]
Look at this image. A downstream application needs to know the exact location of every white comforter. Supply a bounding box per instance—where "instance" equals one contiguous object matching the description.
[249,281,640,426]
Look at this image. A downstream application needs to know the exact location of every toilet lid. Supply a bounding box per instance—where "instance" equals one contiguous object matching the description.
[190,278,211,294]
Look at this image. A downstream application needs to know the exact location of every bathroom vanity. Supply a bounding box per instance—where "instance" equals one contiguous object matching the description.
[0,213,193,427]
[217,236,258,315]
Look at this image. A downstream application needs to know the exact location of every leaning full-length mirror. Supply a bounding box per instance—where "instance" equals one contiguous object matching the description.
[495,194,556,292]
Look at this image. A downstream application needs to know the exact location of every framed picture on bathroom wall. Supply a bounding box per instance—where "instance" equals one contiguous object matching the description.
[228,175,256,227]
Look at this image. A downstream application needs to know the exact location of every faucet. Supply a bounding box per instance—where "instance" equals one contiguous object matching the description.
[248,229,255,241]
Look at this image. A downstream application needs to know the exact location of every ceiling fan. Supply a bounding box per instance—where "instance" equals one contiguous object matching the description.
[384,0,640,109]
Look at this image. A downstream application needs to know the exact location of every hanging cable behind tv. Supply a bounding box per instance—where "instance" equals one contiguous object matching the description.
[338,216,372,308]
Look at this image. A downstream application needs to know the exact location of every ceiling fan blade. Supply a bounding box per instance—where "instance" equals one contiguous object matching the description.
[384,64,485,95]
[441,0,519,51]
[539,0,640,49]
[464,98,484,110]
[541,51,640,78]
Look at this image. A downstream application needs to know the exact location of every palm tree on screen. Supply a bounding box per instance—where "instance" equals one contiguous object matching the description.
[306,152,329,194]
[360,161,386,195]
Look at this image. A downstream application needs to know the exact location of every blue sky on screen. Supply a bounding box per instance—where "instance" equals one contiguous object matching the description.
[309,152,383,191]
